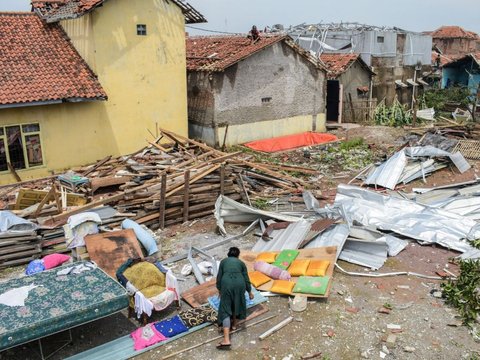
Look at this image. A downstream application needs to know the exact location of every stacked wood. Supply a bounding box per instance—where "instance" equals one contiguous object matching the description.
[0,129,305,261]
[0,232,42,268]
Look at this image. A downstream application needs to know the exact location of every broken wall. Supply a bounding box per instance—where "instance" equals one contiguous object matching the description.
[189,41,326,147]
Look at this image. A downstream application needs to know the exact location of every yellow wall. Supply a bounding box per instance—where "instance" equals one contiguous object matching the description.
[216,114,326,147]
[0,0,188,184]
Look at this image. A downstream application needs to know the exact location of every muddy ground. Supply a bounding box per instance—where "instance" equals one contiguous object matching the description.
[1,126,480,359]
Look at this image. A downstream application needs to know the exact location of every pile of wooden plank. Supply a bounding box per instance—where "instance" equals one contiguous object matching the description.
[0,231,41,268]
[0,129,312,268]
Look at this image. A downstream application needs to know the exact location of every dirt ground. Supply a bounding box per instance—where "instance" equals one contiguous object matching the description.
[1,126,480,360]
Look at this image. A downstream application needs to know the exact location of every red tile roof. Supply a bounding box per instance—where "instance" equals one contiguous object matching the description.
[0,12,106,107]
[32,0,206,24]
[187,35,325,72]
[187,35,286,72]
[429,26,479,40]
[320,53,373,78]
[443,52,480,67]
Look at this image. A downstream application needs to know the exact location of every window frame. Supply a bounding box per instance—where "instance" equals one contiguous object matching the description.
[137,24,147,36]
[0,123,45,173]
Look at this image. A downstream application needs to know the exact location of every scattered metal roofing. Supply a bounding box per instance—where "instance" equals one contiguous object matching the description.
[338,239,388,270]
[214,195,301,236]
[334,184,479,255]
[305,224,350,261]
[252,220,312,252]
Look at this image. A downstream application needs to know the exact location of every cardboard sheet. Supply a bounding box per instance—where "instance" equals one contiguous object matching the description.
[85,229,143,278]
[240,246,336,298]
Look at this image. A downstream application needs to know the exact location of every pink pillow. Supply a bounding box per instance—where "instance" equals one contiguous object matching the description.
[254,261,291,280]
[43,254,71,270]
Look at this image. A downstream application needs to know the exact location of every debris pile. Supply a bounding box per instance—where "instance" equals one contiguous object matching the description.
[0,129,307,268]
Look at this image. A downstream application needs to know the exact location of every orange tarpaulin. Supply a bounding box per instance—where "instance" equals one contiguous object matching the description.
[244,132,338,153]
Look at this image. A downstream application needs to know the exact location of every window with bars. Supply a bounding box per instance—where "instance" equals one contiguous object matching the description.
[137,24,147,36]
[0,123,44,172]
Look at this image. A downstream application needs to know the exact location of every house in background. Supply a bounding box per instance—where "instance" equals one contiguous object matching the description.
[289,23,432,106]
[320,53,375,123]
[428,26,480,57]
[186,35,327,147]
[442,53,480,95]
[0,0,204,184]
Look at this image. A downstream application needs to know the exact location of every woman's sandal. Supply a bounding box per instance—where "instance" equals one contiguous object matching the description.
[216,342,231,350]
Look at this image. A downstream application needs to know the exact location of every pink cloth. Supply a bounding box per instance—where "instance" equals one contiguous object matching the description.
[131,323,167,351]
[43,254,71,270]
[254,261,291,280]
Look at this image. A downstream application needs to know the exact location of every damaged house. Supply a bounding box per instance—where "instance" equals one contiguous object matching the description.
[0,0,205,184]
[186,35,327,147]
[429,26,480,58]
[442,52,480,95]
[289,23,432,108]
[319,53,375,123]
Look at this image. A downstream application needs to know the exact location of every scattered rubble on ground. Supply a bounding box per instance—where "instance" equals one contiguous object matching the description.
[1,122,480,360]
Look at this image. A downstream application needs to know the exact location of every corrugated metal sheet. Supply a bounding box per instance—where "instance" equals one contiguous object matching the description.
[338,238,388,270]
[305,224,350,261]
[252,220,312,252]
[214,196,301,236]
[334,184,478,254]
[365,150,407,190]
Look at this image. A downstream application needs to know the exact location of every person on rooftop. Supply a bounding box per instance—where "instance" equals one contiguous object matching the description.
[215,247,253,350]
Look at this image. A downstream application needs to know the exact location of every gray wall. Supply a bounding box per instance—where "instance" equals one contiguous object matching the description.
[211,41,325,126]
[338,61,372,100]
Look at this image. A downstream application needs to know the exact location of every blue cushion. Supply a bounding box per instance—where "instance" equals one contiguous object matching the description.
[25,259,45,275]
[154,315,188,338]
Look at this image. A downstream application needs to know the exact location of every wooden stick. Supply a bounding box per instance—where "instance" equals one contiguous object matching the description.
[162,315,277,360]
[258,316,293,340]
[220,164,225,196]
[7,162,22,182]
[159,173,167,229]
[183,170,190,223]
[82,156,111,176]
[301,351,323,360]
[33,186,55,218]
[237,174,252,206]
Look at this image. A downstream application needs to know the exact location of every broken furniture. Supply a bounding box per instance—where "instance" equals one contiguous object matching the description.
[0,261,128,359]
[116,259,180,325]
[85,229,144,278]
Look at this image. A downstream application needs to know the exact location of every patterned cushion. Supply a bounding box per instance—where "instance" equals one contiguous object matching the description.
[178,306,217,328]
[305,260,330,277]
[248,271,271,288]
[270,280,295,295]
[293,276,330,295]
[154,315,189,338]
[254,261,291,280]
[124,262,166,303]
[255,252,278,264]
[288,259,311,276]
[272,250,299,270]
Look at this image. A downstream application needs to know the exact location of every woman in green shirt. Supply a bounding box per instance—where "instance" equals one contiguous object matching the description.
[216,247,253,349]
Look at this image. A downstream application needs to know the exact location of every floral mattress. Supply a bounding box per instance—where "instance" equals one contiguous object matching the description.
[0,261,128,351]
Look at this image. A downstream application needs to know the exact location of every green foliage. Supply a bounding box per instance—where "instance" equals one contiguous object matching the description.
[253,198,269,210]
[422,87,472,112]
[339,137,365,151]
[441,259,480,327]
[319,141,372,171]
[374,99,414,127]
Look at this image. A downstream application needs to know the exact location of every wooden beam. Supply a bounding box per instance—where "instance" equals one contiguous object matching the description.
[82,156,111,176]
[33,186,55,218]
[183,170,190,223]
[159,173,167,229]
[259,316,293,340]
[220,164,225,196]
[7,162,21,182]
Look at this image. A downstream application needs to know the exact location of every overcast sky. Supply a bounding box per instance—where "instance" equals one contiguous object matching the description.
[3,0,479,34]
